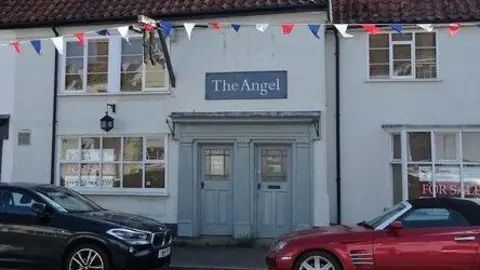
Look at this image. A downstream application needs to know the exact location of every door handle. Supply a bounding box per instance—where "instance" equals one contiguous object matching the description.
[257,183,261,190]
[454,236,476,242]
[201,182,204,189]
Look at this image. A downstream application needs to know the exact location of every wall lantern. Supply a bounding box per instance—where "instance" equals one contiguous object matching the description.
[100,104,116,132]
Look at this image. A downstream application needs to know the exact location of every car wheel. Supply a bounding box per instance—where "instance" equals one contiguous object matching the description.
[294,251,342,270]
[65,244,111,270]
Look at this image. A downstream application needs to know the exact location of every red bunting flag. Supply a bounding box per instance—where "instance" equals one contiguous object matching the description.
[361,24,380,35]
[74,32,85,47]
[210,21,222,31]
[12,41,20,54]
[281,23,295,35]
[449,23,460,36]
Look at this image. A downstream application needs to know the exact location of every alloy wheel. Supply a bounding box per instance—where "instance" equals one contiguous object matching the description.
[299,255,336,270]
[68,248,105,270]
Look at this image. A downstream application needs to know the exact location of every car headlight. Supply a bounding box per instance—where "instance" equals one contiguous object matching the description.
[106,228,151,245]
[272,241,287,252]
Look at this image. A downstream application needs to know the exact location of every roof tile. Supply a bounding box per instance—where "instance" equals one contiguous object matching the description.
[333,0,480,24]
[0,0,326,28]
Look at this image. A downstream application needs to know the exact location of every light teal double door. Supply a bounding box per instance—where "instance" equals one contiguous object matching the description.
[199,144,293,238]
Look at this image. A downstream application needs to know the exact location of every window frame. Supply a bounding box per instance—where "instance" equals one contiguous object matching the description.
[56,135,169,196]
[389,129,480,202]
[398,207,471,228]
[59,33,171,95]
[367,30,439,80]
[0,187,43,216]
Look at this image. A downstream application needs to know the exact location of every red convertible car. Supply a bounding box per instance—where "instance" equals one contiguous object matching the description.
[266,197,480,270]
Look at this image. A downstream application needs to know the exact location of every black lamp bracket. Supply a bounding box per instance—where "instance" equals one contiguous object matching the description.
[106,104,116,114]
[166,119,175,138]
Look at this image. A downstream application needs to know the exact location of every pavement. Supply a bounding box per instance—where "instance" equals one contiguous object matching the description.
[170,246,268,270]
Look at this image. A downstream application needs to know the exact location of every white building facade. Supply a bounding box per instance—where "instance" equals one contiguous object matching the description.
[0,11,333,238]
[332,24,480,224]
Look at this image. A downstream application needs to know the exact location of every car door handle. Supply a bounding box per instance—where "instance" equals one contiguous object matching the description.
[454,236,476,242]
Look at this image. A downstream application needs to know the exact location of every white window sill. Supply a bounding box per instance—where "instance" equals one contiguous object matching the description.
[365,78,443,83]
[58,91,172,97]
[72,188,169,197]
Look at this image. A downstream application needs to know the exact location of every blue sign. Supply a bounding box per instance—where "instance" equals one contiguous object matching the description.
[205,71,288,100]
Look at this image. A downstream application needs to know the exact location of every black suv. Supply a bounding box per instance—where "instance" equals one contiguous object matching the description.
[0,182,172,270]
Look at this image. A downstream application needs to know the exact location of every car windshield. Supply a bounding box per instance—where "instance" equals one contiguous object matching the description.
[33,186,104,213]
[364,202,406,229]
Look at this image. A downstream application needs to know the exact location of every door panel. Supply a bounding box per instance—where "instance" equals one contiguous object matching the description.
[0,188,68,269]
[256,146,292,238]
[200,146,233,235]
[374,227,479,270]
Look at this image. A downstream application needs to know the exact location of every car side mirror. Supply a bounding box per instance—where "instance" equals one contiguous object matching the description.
[31,202,48,217]
[389,220,403,232]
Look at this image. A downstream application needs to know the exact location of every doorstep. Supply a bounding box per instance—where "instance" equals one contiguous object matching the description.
[170,246,268,270]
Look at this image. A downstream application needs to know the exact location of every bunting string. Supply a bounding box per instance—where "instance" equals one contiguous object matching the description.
[1,19,479,55]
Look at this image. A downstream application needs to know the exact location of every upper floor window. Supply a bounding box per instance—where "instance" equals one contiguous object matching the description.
[121,38,166,92]
[62,36,168,94]
[65,38,109,93]
[369,32,437,80]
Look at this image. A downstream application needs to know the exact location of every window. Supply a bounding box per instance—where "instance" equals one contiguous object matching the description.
[62,36,169,94]
[399,208,469,228]
[369,32,437,79]
[65,38,109,93]
[0,189,40,215]
[390,131,480,201]
[203,148,231,180]
[33,185,104,213]
[261,149,288,182]
[58,136,166,189]
[121,38,167,92]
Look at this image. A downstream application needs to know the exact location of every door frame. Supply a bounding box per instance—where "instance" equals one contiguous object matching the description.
[196,142,235,236]
[253,142,294,238]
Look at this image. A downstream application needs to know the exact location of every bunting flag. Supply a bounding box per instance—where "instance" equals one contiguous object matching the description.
[362,24,380,35]
[449,23,460,36]
[184,23,195,40]
[281,23,295,35]
[1,19,479,56]
[74,32,85,47]
[390,24,403,33]
[231,24,241,32]
[308,24,321,39]
[334,24,353,38]
[160,22,173,37]
[210,21,222,31]
[12,41,20,54]
[51,36,64,55]
[117,26,130,41]
[256,24,269,32]
[417,24,434,32]
[30,40,42,55]
[96,29,110,36]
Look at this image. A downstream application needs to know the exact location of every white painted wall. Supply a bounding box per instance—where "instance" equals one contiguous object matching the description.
[48,11,329,226]
[0,30,16,182]
[333,25,480,224]
[0,28,54,184]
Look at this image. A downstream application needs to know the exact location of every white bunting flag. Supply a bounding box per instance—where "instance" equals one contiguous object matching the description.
[334,24,354,38]
[256,23,269,32]
[417,24,434,32]
[117,26,130,41]
[51,36,64,55]
[184,23,195,40]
